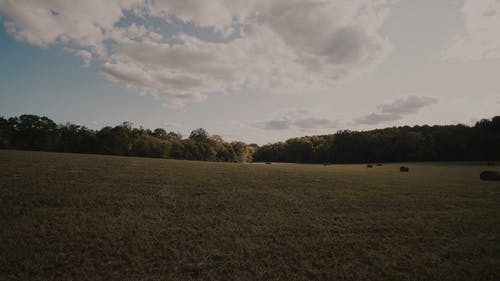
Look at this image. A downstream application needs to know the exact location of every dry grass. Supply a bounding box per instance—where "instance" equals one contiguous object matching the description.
[1,150,499,280]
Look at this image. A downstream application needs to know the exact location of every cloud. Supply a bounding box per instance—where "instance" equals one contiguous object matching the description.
[0,0,143,56]
[75,50,92,67]
[161,122,182,129]
[100,60,209,108]
[444,0,500,59]
[377,95,439,115]
[64,48,92,67]
[293,117,340,130]
[254,109,340,131]
[355,112,401,125]
[261,120,292,130]
[355,95,438,125]
[0,0,398,106]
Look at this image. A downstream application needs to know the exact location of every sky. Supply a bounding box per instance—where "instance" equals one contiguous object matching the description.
[0,0,499,144]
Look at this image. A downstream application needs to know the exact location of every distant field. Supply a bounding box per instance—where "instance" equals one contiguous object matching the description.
[0,150,499,280]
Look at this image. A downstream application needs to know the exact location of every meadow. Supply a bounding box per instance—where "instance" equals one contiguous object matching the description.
[0,150,499,280]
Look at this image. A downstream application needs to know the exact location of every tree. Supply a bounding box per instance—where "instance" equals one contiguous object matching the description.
[14,115,58,150]
[189,128,210,142]
[166,132,182,142]
[152,128,168,139]
[2,113,500,163]
[0,117,13,147]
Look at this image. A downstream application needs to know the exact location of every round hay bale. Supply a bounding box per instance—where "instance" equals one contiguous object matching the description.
[480,171,500,181]
[400,166,409,172]
[367,164,373,168]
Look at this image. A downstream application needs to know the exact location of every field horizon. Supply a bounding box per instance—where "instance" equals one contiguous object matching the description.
[1,149,499,280]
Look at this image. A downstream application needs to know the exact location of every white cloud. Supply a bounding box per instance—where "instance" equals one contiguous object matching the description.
[64,48,92,67]
[260,120,292,131]
[75,50,92,67]
[253,109,340,131]
[147,0,244,36]
[355,95,438,125]
[0,0,144,56]
[444,0,500,59]
[378,95,438,115]
[100,61,208,108]
[0,0,398,106]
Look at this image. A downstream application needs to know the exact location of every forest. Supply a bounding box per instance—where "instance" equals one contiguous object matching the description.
[0,115,255,162]
[254,116,500,163]
[1,114,499,163]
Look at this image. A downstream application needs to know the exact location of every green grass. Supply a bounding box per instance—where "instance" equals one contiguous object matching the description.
[1,150,499,280]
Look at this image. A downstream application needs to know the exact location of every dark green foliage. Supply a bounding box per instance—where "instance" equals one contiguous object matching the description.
[189,128,210,142]
[1,114,499,163]
[3,114,59,150]
[254,117,500,163]
[0,115,253,162]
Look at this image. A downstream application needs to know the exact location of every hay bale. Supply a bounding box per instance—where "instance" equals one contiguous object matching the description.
[400,166,409,172]
[367,164,373,168]
[265,162,272,165]
[377,163,383,166]
[487,162,496,166]
[480,171,500,181]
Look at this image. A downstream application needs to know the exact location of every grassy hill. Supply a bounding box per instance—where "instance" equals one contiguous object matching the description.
[1,150,499,280]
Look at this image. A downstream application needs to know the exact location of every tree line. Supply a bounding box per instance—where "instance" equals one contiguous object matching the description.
[253,116,500,163]
[1,114,499,163]
[0,115,255,162]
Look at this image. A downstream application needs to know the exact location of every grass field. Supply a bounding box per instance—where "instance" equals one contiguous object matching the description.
[1,150,499,280]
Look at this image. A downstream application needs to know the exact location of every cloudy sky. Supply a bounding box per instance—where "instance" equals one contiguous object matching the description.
[0,0,499,144]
